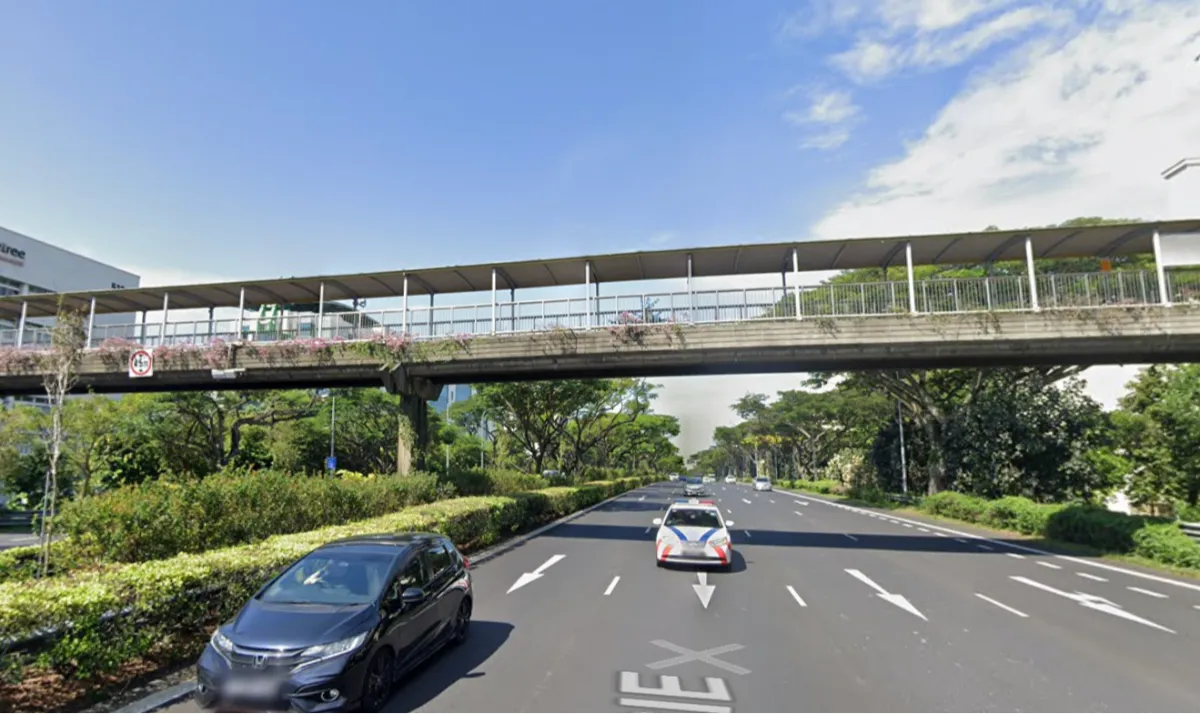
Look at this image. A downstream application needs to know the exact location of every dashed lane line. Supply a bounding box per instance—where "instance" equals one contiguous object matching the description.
[786,586,808,607]
[1128,586,1168,599]
[843,533,858,542]
[794,511,803,517]
[605,576,621,595]
[975,593,1029,618]
[976,544,994,551]
[1077,572,1108,582]
[1037,561,1062,570]
[1007,553,1026,559]
[741,498,752,505]
[743,530,752,539]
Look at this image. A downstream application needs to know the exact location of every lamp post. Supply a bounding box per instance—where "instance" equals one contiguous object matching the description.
[897,400,908,497]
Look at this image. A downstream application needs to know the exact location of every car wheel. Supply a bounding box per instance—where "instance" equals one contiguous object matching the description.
[451,597,472,646]
[361,647,395,712]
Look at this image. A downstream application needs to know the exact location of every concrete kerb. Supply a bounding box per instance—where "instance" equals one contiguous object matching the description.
[779,487,1200,594]
[119,482,658,713]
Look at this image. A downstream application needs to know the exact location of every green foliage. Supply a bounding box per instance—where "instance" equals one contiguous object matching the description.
[51,469,442,563]
[0,476,648,681]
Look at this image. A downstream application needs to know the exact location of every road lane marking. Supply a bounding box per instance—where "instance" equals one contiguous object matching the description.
[645,526,653,534]
[726,509,732,514]
[976,544,994,551]
[917,527,930,533]
[1037,561,1061,570]
[1011,576,1175,633]
[646,641,750,675]
[507,554,566,594]
[780,488,1200,595]
[639,496,646,501]
[902,523,913,528]
[1128,586,1168,599]
[843,533,858,542]
[617,697,731,713]
[786,586,807,607]
[743,530,751,539]
[935,532,948,537]
[975,593,1028,617]
[954,538,968,543]
[741,498,752,505]
[794,510,803,516]
[605,576,621,595]
[769,499,775,504]
[795,500,809,506]
[1007,553,1026,559]
[1077,572,1107,582]
[845,569,928,620]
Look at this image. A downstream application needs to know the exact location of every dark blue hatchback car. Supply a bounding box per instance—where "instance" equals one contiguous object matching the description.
[195,533,472,712]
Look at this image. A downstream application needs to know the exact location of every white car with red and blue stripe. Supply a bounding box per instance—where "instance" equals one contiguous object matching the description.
[652,500,734,570]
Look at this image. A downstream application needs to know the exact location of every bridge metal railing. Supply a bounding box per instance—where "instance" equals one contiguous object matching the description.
[1,269,1198,352]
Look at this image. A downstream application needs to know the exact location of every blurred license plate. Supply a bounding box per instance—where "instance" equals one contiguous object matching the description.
[683,544,705,556]
[224,676,282,699]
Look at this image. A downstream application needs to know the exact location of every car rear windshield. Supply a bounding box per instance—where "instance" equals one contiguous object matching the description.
[260,549,398,606]
[665,509,722,529]
[756,477,769,482]
[688,478,702,484]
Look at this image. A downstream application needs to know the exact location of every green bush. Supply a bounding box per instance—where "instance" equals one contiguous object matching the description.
[1131,523,1200,570]
[981,496,1060,536]
[441,468,549,496]
[0,476,649,682]
[782,479,843,495]
[52,469,443,564]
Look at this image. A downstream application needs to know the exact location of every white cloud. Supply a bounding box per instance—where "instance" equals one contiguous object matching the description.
[784,88,862,150]
[832,5,1074,82]
[665,0,1200,455]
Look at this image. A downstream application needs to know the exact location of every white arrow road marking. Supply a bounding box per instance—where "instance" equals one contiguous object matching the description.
[605,576,621,595]
[787,586,808,607]
[975,593,1028,617]
[693,571,715,609]
[741,498,752,505]
[507,554,566,594]
[1128,586,1168,599]
[844,569,928,621]
[1011,576,1175,633]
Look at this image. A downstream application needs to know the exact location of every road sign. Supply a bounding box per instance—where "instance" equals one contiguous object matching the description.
[128,349,154,378]
[326,456,337,471]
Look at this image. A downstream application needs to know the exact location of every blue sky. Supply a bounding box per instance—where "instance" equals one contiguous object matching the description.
[2,0,1196,452]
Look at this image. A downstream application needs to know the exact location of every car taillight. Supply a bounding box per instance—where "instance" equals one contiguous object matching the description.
[462,556,470,570]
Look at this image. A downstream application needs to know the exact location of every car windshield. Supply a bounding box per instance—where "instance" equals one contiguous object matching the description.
[665,508,722,529]
[259,548,399,606]
[688,477,702,484]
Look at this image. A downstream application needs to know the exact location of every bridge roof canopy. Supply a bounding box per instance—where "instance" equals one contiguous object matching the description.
[2,219,1196,320]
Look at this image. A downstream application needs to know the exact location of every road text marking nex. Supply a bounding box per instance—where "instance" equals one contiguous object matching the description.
[619,672,732,713]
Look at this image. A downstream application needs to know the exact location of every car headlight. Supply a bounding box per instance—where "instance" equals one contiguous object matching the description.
[709,535,729,547]
[210,628,235,655]
[299,632,368,661]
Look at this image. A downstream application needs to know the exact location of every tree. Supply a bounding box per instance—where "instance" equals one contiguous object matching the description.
[38,304,88,576]
[165,390,320,471]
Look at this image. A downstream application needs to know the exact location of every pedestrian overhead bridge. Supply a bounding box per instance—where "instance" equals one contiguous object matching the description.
[0,220,1198,397]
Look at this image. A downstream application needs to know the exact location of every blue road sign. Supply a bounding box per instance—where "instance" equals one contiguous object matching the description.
[326,456,337,471]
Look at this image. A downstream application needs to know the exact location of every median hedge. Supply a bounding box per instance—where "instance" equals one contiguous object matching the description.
[0,470,452,581]
[0,476,648,688]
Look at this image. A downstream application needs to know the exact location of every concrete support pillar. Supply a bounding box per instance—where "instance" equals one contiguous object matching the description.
[904,242,917,313]
[686,253,694,319]
[791,247,801,320]
[85,297,97,348]
[1152,229,1171,306]
[235,288,245,340]
[317,282,325,338]
[401,276,409,334]
[160,293,170,346]
[397,394,430,476]
[491,268,498,334]
[1024,236,1040,311]
[585,261,593,328]
[16,301,27,348]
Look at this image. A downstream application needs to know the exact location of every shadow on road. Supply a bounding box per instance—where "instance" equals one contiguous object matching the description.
[548,521,1041,555]
[383,620,514,712]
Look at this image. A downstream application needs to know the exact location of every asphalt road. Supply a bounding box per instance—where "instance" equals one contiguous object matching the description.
[163,481,1200,712]
[0,531,39,550]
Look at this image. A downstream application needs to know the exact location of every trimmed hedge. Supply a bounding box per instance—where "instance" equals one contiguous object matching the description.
[0,476,648,683]
[918,491,1200,571]
[779,479,844,495]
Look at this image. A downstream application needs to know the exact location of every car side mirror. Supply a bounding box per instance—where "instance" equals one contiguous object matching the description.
[652,518,663,526]
[726,521,735,527]
[401,587,425,605]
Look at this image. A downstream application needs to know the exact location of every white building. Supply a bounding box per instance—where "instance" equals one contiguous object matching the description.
[0,225,140,408]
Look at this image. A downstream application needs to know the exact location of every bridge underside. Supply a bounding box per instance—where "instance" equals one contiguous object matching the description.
[1,327,1199,397]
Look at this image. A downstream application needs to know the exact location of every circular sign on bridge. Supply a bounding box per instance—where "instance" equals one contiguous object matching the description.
[128,348,155,378]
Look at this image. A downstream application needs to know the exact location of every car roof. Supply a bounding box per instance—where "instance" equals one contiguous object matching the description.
[667,502,722,514]
[318,532,449,550]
